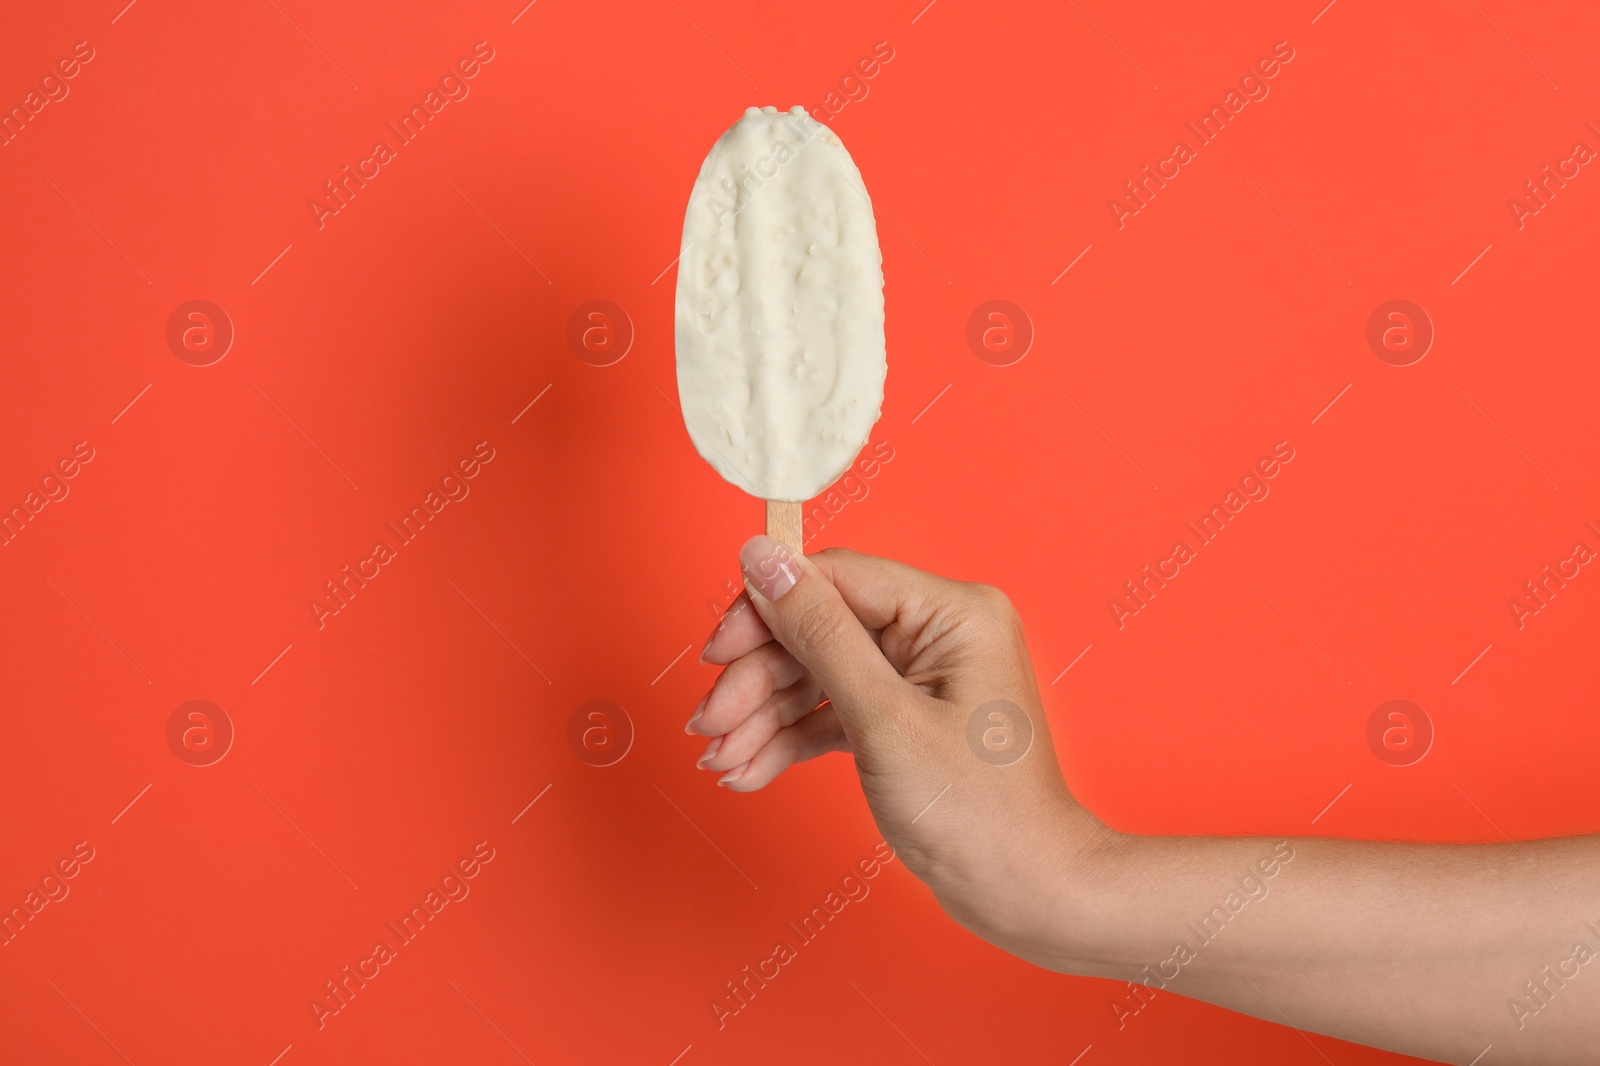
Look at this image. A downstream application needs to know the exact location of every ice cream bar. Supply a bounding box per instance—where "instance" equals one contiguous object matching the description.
[674,105,886,551]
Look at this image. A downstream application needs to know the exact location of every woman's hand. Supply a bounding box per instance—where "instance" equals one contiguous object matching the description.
[690,536,1110,963]
[689,537,1600,1066]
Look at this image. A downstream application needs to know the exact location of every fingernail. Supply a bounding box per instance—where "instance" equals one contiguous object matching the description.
[685,692,709,735]
[717,761,750,787]
[696,736,723,767]
[740,536,800,602]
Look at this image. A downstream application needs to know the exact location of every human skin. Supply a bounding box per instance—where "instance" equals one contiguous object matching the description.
[687,536,1600,1066]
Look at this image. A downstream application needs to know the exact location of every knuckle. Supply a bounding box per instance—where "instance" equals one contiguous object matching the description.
[962,582,1025,649]
[809,546,859,581]
[790,597,847,654]
[967,582,1016,618]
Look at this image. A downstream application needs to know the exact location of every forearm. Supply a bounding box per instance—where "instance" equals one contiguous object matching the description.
[1035,809,1600,1064]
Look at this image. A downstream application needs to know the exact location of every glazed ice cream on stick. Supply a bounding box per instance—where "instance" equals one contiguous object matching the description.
[674,106,886,552]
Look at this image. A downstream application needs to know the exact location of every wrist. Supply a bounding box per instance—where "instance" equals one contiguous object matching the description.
[945,781,1146,976]
[1016,786,1163,978]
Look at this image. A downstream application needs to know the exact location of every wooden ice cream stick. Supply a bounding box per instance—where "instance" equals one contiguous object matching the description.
[766,500,803,553]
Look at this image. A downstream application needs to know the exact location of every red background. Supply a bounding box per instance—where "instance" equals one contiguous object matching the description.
[2,0,1597,1063]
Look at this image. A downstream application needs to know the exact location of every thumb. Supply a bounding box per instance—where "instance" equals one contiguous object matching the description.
[738,535,907,719]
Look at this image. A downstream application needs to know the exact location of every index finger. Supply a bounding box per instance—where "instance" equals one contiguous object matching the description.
[699,592,772,665]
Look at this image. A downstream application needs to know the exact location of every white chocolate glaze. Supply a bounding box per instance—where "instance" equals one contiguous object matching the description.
[675,106,886,502]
